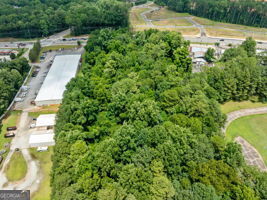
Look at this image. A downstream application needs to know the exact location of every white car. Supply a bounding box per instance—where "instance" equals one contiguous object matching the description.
[30,124,36,128]
[37,146,48,152]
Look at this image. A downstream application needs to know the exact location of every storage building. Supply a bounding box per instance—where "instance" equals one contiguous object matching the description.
[35,54,81,106]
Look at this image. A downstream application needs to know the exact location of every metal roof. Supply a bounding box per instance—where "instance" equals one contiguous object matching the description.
[35,54,81,103]
[36,114,56,127]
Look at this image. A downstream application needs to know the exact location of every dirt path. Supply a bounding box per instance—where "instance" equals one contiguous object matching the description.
[223,107,267,171]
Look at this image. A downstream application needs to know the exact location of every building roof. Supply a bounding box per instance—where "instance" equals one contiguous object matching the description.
[29,133,55,147]
[36,114,56,127]
[190,46,208,53]
[35,54,81,103]
[194,51,205,58]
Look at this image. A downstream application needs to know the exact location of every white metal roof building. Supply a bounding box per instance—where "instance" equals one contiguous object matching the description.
[36,114,56,127]
[35,54,81,106]
[29,133,55,147]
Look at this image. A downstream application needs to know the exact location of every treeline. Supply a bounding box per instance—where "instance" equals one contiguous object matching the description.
[155,0,267,28]
[51,29,267,200]
[0,0,129,38]
[29,41,41,63]
[0,58,30,116]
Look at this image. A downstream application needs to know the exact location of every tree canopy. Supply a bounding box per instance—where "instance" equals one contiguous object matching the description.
[0,58,30,116]
[0,0,129,38]
[51,29,267,200]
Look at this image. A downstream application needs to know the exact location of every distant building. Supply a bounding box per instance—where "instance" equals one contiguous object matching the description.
[0,49,15,55]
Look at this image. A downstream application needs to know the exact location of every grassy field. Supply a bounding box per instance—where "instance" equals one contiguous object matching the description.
[0,111,21,165]
[205,28,246,39]
[41,45,77,54]
[28,105,59,118]
[194,17,267,33]
[30,148,53,200]
[134,27,200,36]
[130,7,150,26]
[152,18,192,26]
[226,114,267,165]
[146,7,190,20]
[221,101,267,114]
[5,151,27,182]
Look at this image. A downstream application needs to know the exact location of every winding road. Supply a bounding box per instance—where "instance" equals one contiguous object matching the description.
[223,107,267,171]
[134,2,267,48]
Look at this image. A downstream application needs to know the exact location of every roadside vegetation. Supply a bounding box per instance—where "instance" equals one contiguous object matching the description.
[221,101,267,114]
[29,41,41,63]
[30,148,53,200]
[51,29,267,200]
[5,151,27,182]
[226,114,267,165]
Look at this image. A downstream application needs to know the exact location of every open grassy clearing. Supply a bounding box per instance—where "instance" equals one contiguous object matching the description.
[133,27,200,36]
[28,105,59,118]
[152,18,192,26]
[146,7,190,20]
[0,111,21,165]
[226,114,267,165]
[41,45,77,54]
[221,101,267,114]
[194,16,267,32]
[130,7,150,26]
[5,151,27,182]
[30,148,52,200]
[205,28,246,39]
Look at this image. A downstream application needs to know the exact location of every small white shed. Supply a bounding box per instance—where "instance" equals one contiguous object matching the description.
[36,114,56,127]
[29,133,55,147]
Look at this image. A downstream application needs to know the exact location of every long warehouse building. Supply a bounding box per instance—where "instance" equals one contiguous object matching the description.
[35,54,81,106]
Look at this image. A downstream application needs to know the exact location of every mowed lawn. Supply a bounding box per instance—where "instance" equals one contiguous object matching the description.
[5,151,27,182]
[130,7,150,26]
[226,114,267,166]
[146,7,190,20]
[152,18,192,26]
[0,111,21,167]
[221,101,267,114]
[30,148,53,200]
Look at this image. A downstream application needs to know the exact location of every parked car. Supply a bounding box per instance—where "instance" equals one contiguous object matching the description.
[6,126,17,131]
[4,132,15,138]
[30,124,36,128]
[14,98,23,102]
[37,146,48,152]
[0,150,6,155]
[32,118,37,121]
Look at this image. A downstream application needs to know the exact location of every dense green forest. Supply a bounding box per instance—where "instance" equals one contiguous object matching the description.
[155,0,267,28]
[0,58,30,116]
[52,29,267,200]
[0,0,129,38]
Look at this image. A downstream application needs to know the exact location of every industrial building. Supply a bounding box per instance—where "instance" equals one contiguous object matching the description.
[35,54,81,106]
